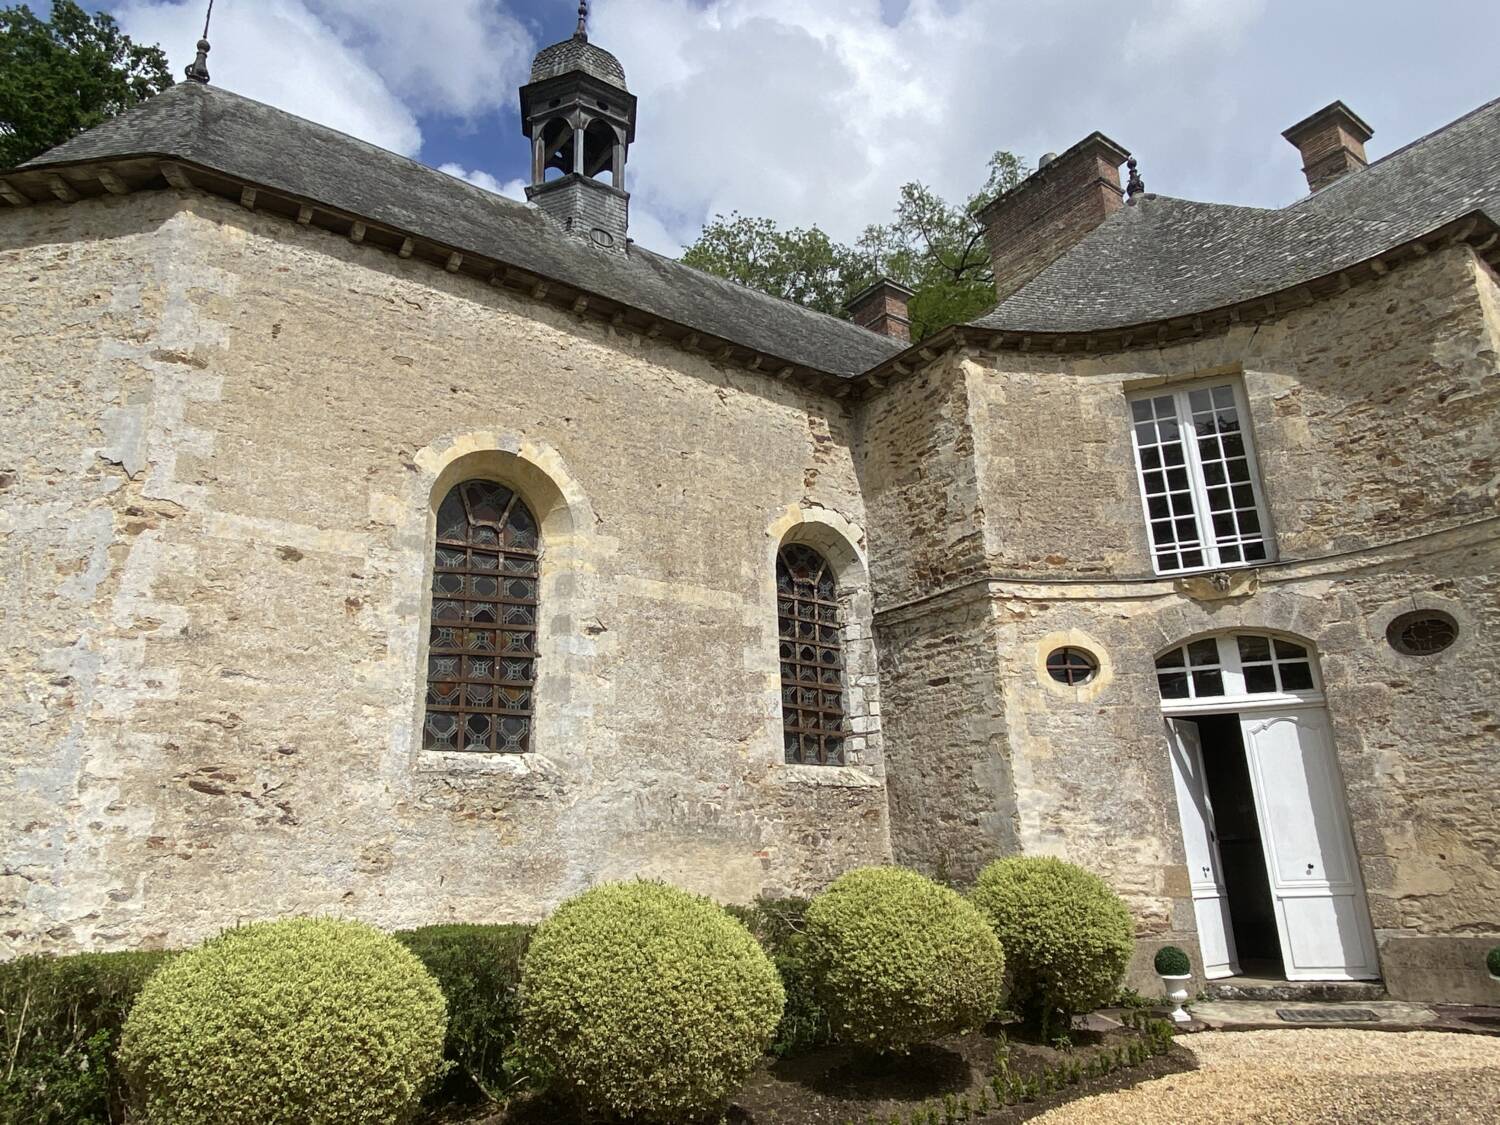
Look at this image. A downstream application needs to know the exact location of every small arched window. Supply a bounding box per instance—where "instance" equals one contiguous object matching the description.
[777,544,848,766]
[424,480,539,754]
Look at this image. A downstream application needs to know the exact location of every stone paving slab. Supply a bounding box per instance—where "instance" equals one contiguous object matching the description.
[1190,998,1442,1030]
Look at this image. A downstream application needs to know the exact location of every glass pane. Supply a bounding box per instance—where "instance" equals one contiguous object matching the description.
[1243,665,1277,694]
[1192,669,1225,696]
[1188,638,1219,667]
[1155,647,1185,669]
[1157,670,1190,699]
[1279,663,1315,691]
[1237,635,1272,662]
[1274,639,1307,660]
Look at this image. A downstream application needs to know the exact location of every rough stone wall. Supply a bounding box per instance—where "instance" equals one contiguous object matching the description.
[0,190,890,954]
[870,244,1499,1000]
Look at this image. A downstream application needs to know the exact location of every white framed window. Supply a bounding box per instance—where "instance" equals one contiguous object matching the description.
[1127,380,1274,574]
[1156,633,1320,711]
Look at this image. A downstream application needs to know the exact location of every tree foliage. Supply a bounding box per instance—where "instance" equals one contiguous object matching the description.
[682,151,1028,340]
[0,0,173,168]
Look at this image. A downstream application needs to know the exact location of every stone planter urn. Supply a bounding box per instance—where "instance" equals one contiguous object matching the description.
[1154,945,1194,1025]
[1160,974,1193,1024]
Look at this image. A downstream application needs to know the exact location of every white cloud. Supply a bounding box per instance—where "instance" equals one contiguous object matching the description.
[438,164,529,203]
[116,0,424,155]
[591,0,1286,248]
[306,0,534,117]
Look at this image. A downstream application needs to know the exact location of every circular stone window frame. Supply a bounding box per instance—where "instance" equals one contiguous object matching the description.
[1369,595,1471,665]
[1385,608,1460,657]
[1034,630,1113,702]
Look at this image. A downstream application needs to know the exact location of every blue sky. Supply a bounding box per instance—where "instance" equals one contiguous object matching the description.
[73,1,1500,255]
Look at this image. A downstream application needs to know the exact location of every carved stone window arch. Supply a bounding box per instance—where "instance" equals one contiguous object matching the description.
[424,479,540,754]
[777,543,848,766]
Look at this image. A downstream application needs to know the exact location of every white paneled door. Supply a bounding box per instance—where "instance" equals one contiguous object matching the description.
[1239,708,1379,980]
[1165,718,1240,979]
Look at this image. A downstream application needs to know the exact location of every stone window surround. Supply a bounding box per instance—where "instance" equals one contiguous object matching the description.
[400,433,595,777]
[1124,373,1277,578]
[764,507,884,789]
[1367,593,1473,667]
[1033,628,1114,703]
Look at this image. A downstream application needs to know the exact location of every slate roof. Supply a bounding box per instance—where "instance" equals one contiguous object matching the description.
[530,35,627,88]
[972,95,1500,335]
[19,82,901,378]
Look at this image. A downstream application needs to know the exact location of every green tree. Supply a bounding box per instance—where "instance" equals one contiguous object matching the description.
[681,212,868,318]
[856,150,1029,340]
[0,1,173,168]
[681,151,1028,341]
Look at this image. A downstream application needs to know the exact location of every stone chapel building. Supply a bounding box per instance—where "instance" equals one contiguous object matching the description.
[1,19,1497,1003]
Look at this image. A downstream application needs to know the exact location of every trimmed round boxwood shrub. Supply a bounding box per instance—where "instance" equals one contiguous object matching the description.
[119,918,447,1125]
[395,923,534,1098]
[1488,946,1500,977]
[803,866,1006,1054]
[724,896,831,1058]
[971,856,1134,1029]
[1154,945,1191,977]
[519,881,784,1122]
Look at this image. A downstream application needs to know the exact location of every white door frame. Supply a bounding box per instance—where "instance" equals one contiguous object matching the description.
[1156,633,1380,982]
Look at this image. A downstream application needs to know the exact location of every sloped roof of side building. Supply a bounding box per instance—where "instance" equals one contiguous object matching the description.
[13,81,904,379]
[971,95,1500,335]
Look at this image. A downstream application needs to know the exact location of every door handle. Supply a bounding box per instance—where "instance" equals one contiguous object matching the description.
[1306,863,1315,874]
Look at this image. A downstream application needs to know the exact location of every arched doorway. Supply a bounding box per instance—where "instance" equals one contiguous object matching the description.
[1156,632,1378,982]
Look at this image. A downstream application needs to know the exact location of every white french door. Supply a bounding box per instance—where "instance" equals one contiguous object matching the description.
[1239,707,1379,980]
[1165,717,1240,978]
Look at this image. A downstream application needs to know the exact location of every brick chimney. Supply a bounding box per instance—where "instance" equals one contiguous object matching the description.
[1282,101,1373,193]
[977,132,1130,302]
[846,278,915,342]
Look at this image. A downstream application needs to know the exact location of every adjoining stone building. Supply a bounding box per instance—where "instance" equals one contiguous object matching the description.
[1,17,1496,1004]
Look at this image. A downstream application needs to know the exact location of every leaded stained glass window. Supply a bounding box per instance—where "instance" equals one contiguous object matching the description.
[424,480,539,753]
[777,544,847,766]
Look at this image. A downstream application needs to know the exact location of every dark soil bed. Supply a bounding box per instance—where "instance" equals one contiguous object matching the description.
[433,1019,1194,1124]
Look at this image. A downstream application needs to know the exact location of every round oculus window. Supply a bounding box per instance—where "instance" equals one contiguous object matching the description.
[1046,646,1100,686]
[1386,611,1458,656]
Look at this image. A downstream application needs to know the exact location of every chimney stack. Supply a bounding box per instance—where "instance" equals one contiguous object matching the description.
[846,278,915,342]
[1282,101,1373,193]
[977,133,1130,302]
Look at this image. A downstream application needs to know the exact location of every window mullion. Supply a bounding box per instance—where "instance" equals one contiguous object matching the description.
[1174,387,1220,569]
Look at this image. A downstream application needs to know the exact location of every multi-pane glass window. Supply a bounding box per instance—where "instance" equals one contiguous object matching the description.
[1156,633,1317,701]
[424,480,539,753]
[1128,381,1272,574]
[777,544,848,766]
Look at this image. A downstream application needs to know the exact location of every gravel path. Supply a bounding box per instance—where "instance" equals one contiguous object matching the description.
[1034,1029,1500,1124]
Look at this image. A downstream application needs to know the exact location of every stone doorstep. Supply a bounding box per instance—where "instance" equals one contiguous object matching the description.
[1188,998,1450,1032]
[1204,976,1389,1004]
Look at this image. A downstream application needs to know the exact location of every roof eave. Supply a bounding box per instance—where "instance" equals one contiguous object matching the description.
[0,153,867,397]
[852,210,1500,391]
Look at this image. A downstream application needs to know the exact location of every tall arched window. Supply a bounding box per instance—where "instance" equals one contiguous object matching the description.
[777,544,848,766]
[424,480,539,754]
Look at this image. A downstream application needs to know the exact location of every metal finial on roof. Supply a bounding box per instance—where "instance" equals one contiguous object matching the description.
[575,1,589,40]
[184,0,213,84]
[1125,155,1145,203]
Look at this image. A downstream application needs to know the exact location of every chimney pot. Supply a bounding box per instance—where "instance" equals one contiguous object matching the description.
[1282,100,1373,193]
[846,278,915,343]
